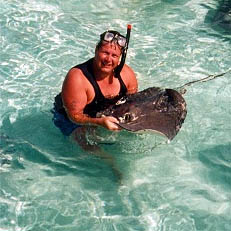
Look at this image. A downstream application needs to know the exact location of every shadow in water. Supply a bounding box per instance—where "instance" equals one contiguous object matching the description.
[1,110,139,224]
[204,0,231,33]
[198,144,231,189]
[0,110,122,186]
[1,108,169,189]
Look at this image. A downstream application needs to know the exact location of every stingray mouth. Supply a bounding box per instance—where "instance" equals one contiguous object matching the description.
[118,112,138,123]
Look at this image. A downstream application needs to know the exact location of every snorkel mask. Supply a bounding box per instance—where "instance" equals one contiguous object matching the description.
[100,30,127,48]
[99,25,132,77]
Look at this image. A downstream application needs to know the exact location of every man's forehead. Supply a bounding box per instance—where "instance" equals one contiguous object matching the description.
[100,41,122,51]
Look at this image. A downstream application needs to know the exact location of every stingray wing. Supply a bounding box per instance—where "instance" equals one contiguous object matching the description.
[97,87,187,140]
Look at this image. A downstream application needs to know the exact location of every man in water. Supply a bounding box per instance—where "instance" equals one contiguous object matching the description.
[52,29,137,182]
[53,29,138,136]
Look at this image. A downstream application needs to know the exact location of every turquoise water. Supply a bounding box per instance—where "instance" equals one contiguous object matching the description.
[1,0,231,230]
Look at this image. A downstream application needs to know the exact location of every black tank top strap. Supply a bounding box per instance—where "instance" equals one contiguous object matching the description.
[75,58,105,101]
[117,73,127,96]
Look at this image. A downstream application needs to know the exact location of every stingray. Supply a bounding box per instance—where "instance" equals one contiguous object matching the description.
[96,87,187,140]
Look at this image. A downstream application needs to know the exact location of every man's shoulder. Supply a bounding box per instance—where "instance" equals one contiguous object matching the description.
[65,66,92,88]
[121,64,136,79]
[122,64,134,73]
[67,67,83,80]
[68,58,93,78]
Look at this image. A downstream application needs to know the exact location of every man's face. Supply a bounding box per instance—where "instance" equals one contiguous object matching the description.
[94,42,122,74]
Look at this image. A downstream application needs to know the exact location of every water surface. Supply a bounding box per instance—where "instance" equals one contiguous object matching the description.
[1,0,231,230]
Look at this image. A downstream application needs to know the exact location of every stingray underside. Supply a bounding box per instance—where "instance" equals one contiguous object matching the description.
[96,87,187,140]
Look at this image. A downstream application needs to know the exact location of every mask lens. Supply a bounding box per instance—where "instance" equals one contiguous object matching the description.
[117,36,126,47]
[104,32,114,42]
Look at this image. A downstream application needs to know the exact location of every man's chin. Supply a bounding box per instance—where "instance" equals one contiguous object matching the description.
[100,66,113,73]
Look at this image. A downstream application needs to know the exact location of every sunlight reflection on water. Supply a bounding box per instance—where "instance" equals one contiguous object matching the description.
[1,0,231,230]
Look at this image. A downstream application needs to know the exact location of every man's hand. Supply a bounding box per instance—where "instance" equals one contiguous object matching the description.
[100,116,121,131]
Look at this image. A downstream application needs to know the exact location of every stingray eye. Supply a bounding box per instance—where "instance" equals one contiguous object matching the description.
[124,113,132,122]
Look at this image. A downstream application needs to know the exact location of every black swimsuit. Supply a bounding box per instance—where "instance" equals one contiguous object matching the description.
[52,58,127,135]
[81,58,127,117]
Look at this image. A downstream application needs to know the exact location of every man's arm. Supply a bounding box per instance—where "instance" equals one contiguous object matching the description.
[61,68,120,130]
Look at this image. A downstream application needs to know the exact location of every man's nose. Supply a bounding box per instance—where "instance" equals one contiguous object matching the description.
[104,54,112,62]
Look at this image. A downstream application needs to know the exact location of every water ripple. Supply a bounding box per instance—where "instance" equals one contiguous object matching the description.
[1,0,231,230]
